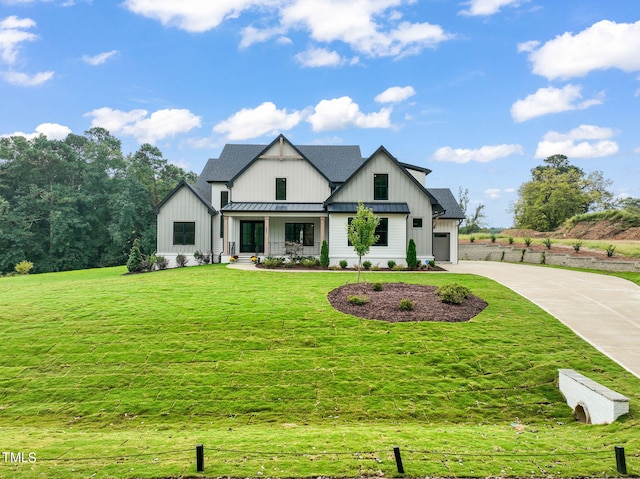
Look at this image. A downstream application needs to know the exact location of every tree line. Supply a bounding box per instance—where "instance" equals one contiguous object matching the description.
[0,128,196,274]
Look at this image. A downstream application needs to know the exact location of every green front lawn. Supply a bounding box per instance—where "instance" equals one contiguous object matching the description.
[0,265,638,478]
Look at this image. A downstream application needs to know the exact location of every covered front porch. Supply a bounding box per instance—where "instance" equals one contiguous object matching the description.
[220,203,328,261]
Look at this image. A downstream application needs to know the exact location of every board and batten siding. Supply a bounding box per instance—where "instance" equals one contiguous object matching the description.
[433,219,460,264]
[210,182,229,256]
[328,213,407,267]
[231,157,331,202]
[156,186,212,264]
[328,150,434,257]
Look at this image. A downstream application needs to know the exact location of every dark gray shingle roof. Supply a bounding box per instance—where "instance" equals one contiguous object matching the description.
[427,188,465,219]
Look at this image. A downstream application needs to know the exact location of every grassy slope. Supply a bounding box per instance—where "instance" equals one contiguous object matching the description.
[0,265,638,478]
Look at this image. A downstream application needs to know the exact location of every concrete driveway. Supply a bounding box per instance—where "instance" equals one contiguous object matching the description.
[446,261,640,378]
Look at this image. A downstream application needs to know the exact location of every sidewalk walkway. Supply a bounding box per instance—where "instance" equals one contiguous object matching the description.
[446,261,640,378]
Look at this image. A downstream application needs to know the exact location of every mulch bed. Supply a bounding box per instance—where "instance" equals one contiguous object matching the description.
[327,282,487,323]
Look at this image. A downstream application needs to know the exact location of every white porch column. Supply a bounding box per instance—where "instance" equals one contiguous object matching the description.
[264,216,270,255]
[223,216,229,255]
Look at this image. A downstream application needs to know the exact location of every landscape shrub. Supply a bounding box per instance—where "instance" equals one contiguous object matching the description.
[572,240,583,252]
[347,295,369,305]
[406,238,418,269]
[339,260,348,269]
[362,260,371,270]
[470,236,475,243]
[398,298,414,311]
[301,257,318,268]
[606,244,616,257]
[320,240,330,268]
[508,236,514,244]
[437,283,471,305]
[490,234,497,243]
[387,260,396,269]
[370,263,380,271]
[524,236,532,247]
[542,238,553,249]
[194,250,211,265]
[372,282,383,291]
[262,256,284,268]
[14,260,33,275]
[155,256,168,270]
[126,239,144,273]
[392,264,406,271]
[175,254,188,267]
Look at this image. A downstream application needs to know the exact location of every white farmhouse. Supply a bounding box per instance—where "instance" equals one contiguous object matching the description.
[155,134,463,267]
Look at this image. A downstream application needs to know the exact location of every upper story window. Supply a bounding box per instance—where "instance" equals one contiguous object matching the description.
[413,218,423,228]
[220,190,229,208]
[276,177,287,200]
[374,173,388,200]
[173,222,195,245]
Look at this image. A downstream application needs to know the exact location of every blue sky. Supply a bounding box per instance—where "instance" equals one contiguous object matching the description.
[1,0,639,227]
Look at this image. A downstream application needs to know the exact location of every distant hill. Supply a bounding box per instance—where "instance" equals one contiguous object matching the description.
[503,209,640,241]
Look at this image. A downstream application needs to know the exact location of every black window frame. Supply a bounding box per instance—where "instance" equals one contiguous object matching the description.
[374,173,388,200]
[412,218,423,228]
[285,223,314,246]
[374,217,388,246]
[276,177,287,201]
[173,221,195,245]
[347,217,388,247]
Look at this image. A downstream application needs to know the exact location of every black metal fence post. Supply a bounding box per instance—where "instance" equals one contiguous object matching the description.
[196,444,204,472]
[393,446,404,474]
[615,446,627,474]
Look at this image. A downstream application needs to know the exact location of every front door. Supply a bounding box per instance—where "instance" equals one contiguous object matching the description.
[240,221,264,253]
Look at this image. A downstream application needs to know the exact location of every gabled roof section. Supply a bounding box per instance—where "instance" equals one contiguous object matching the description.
[427,188,465,219]
[196,134,364,186]
[325,145,444,214]
[400,162,432,176]
[154,180,217,215]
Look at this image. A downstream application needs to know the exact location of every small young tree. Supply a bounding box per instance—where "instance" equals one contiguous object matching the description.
[319,240,330,268]
[126,238,144,273]
[347,201,379,283]
[406,238,418,269]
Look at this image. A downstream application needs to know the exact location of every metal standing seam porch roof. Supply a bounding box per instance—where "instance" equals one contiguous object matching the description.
[220,202,411,214]
[221,202,326,213]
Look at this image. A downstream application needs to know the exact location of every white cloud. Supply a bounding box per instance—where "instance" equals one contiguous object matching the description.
[459,0,522,16]
[124,1,453,59]
[307,96,392,131]
[86,107,201,144]
[2,122,72,140]
[0,15,37,64]
[82,50,118,66]
[213,102,303,140]
[294,47,343,67]
[433,144,523,163]
[2,70,53,86]
[123,0,274,33]
[484,188,501,199]
[524,20,640,80]
[511,84,603,122]
[375,86,415,103]
[535,125,619,159]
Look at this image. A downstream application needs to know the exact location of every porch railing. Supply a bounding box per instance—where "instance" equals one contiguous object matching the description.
[267,241,321,257]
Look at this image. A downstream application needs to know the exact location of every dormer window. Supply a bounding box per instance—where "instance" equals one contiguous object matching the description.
[374,173,388,200]
[276,177,287,200]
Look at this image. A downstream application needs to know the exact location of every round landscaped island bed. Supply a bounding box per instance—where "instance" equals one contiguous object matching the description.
[327,282,487,323]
